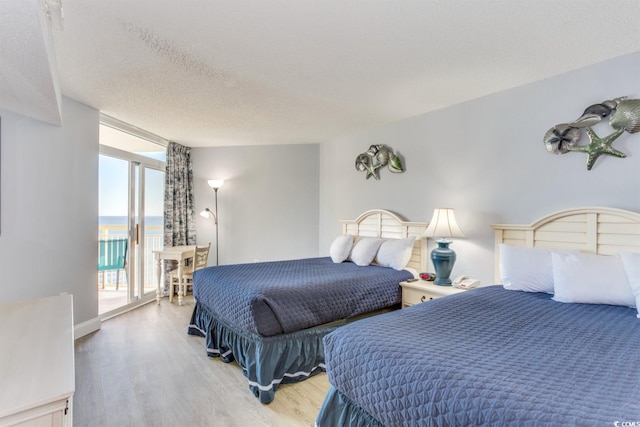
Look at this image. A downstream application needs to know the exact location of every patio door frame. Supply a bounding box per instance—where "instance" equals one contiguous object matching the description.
[99,145,165,318]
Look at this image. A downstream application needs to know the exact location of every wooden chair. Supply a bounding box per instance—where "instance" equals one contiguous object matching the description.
[169,243,211,303]
[98,238,128,290]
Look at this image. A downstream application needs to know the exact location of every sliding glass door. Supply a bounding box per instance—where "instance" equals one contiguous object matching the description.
[98,122,166,317]
[141,167,165,296]
[98,154,131,314]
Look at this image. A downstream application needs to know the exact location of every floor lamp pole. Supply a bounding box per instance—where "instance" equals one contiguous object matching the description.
[214,188,219,265]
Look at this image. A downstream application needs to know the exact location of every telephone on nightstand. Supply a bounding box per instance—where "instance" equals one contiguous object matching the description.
[452,275,480,289]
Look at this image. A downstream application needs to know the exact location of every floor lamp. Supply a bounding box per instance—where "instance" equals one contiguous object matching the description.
[199,179,224,265]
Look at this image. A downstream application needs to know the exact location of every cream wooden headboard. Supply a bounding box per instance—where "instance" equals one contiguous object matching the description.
[491,207,640,282]
[340,209,428,273]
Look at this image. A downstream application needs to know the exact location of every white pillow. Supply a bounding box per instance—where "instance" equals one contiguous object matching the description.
[375,237,417,271]
[619,251,640,318]
[551,252,635,307]
[499,244,557,293]
[329,235,354,263]
[349,237,384,266]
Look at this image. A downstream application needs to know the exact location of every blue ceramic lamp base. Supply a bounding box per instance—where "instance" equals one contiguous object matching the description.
[431,240,457,286]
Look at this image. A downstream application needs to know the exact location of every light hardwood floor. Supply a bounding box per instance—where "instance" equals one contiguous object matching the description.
[74,296,331,427]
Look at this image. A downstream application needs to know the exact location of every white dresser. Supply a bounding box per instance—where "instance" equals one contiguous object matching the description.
[0,295,75,427]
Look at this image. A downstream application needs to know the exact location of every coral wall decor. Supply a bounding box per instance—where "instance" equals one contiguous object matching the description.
[354,145,405,180]
[544,96,640,170]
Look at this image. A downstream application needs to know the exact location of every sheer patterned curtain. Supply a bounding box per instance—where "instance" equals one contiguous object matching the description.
[163,141,196,294]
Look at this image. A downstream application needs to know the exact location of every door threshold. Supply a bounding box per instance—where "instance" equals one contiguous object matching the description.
[99,294,157,321]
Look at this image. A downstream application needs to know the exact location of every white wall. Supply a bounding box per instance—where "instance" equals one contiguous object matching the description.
[191,144,319,264]
[319,52,640,286]
[0,97,99,325]
[2,53,637,325]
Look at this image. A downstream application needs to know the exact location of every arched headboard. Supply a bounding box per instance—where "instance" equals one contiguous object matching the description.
[491,207,640,282]
[340,209,428,272]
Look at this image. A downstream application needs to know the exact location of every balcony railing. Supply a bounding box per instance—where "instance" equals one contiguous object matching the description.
[98,225,164,291]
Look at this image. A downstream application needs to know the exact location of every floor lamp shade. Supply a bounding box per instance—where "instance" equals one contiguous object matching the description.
[202,178,225,265]
[423,208,465,286]
[207,179,224,190]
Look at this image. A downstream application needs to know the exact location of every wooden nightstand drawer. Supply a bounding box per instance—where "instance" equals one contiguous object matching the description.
[400,280,467,308]
[403,288,439,306]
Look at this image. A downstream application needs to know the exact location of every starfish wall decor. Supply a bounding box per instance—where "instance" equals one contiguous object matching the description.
[567,128,625,171]
[543,96,640,170]
[354,144,405,180]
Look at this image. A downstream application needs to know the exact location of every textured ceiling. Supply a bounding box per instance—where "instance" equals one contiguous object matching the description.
[0,0,62,125]
[7,1,640,147]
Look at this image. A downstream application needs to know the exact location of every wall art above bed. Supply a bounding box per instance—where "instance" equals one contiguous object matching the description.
[354,144,405,180]
[543,96,640,170]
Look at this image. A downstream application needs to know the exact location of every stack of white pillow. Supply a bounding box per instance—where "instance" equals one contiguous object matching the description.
[329,235,416,271]
[500,244,640,318]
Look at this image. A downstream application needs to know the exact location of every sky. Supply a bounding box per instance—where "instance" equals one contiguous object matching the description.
[99,143,166,217]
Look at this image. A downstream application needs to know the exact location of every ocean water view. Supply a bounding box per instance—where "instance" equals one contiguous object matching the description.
[99,216,164,242]
[99,216,164,229]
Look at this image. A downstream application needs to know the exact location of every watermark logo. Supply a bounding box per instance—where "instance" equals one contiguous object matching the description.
[614,421,640,427]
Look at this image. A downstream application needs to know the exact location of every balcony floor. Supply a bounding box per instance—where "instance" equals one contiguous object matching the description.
[98,286,127,315]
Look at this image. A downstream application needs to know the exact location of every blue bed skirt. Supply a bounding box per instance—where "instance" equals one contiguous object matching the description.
[188,301,338,403]
[315,386,383,427]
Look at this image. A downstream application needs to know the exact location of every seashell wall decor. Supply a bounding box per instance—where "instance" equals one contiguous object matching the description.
[543,96,640,170]
[355,144,405,180]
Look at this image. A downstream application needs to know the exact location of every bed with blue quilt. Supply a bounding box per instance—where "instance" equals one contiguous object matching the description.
[317,286,640,426]
[187,209,428,403]
[316,207,640,426]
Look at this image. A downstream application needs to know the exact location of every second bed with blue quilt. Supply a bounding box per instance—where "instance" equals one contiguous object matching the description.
[316,286,640,426]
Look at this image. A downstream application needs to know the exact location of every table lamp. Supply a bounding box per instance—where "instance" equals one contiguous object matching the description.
[423,208,465,286]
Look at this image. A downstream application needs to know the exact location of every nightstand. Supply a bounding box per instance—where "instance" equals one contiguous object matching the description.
[400,280,467,308]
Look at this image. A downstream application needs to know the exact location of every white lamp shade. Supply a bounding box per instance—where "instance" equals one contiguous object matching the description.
[207,179,224,190]
[423,208,465,238]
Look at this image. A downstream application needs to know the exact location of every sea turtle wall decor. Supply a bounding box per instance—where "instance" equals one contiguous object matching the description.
[543,96,640,170]
[355,144,405,180]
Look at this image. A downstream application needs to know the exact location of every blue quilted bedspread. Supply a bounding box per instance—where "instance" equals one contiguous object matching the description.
[192,257,412,337]
[322,286,640,426]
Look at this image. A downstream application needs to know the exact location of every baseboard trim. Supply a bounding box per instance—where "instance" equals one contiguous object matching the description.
[73,295,157,339]
[74,317,101,339]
